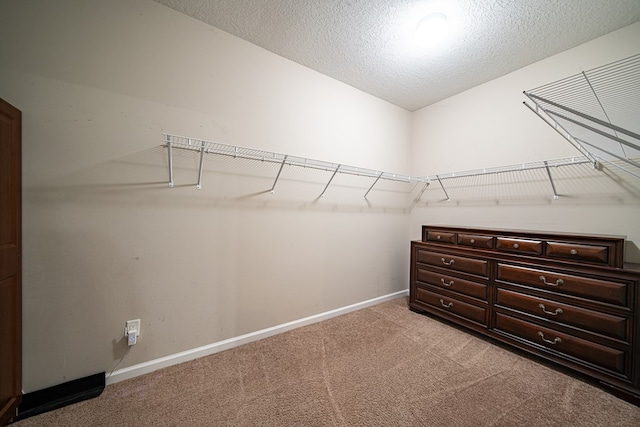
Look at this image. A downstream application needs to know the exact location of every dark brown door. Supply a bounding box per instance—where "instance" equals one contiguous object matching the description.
[0,97,22,426]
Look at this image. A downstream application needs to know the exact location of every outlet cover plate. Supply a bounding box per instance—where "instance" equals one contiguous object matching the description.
[125,319,141,337]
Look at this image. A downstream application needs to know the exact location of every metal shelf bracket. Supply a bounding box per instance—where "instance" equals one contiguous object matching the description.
[196,141,205,190]
[363,172,384,200]
[436,175,450,201]
[167,136,174,188]
[414,182,430,203]
[523,93,598,167]
[271,155,288,194]
[320,164,341,198]
[544,161,559,199]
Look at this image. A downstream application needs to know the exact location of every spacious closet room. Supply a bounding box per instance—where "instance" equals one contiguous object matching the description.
[1,0,639,425]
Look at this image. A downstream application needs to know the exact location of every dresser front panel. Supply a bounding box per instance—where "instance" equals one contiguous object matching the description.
[495,288,629,342]
[546,241,610,265]
[416,268,488,301]
[496,237,543,255]
[494,313,629,379]
[421,226,625,268]
[426,231,456,244]
[496,263,630,308]
[414,287,488,327]
[457,233,494,249]
[415,249,489,278]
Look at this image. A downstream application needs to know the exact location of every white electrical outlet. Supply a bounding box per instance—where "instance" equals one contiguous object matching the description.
[125,319,141,337]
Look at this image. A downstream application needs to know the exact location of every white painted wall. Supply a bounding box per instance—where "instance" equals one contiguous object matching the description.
[0,0,411,391]
[410,22,640,263]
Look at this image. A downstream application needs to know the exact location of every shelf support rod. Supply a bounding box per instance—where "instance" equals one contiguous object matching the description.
[544,109,640,153]
[523,93,599,167]
[364,172,384,200]
[576,138,640,170]
[414,182,430,203]
[167,137,174,188]
[544,161,559,200]
[582,70,626,157]
[436,175,450,201]
[320,165,341,198]
[271,155,288,194]
[527,93,640,142]
[196,142,205,190]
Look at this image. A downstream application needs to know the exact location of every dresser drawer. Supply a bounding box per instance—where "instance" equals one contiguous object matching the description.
[458,233,494,249]
[495,313,628,377]
[496,237,543,255]
[415,288,488,326]
[416,268,488,301]
[497,263,629,308]
[426,231,456,244]
[546,241,609,265]
[495,288,629,341]
[416,250,489,278]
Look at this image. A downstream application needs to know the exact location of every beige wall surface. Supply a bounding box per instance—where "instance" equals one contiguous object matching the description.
[410,22,640,264]
[0,0,411,391]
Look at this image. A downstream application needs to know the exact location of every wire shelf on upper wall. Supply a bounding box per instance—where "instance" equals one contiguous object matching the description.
[160,133,638,206]
[163,134,423,201]
[524,53,640,180]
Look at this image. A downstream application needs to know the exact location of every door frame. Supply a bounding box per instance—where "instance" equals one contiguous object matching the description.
[0,96,22,426]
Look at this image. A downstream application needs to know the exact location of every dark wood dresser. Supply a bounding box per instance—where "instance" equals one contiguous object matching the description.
[410,225,640,403]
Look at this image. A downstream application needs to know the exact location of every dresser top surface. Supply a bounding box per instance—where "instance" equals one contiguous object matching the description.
[422,225,627,241]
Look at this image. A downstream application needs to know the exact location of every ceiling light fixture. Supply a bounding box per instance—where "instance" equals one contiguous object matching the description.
[414,13,450,48]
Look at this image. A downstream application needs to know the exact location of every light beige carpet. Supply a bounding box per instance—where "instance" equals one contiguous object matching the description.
[13,297,640,426]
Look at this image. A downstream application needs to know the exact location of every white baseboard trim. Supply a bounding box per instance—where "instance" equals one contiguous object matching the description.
[106,289,408,385]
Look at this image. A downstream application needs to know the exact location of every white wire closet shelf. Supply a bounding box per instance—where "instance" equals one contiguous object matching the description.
[524,53,640,180]
[162,134,609,203]
[163,134,420,200]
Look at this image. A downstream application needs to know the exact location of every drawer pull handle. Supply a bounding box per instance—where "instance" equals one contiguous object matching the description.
[539,303,563,316]
[539,275,564,287]
[440,299,453,308]
[513,243,520,249]
[469,239,476,244]
[436,235,442,240]
[538,331,562,345]
[570,249,578,255]
[440,278,454,287]
[441,258,455,266]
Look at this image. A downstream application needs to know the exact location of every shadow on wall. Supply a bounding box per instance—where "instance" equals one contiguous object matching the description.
[25,146,417,215]
[25,145,640,214]
[626,241,640,265]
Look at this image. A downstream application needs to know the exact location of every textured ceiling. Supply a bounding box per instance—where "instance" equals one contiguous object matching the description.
[153,0,640,111]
